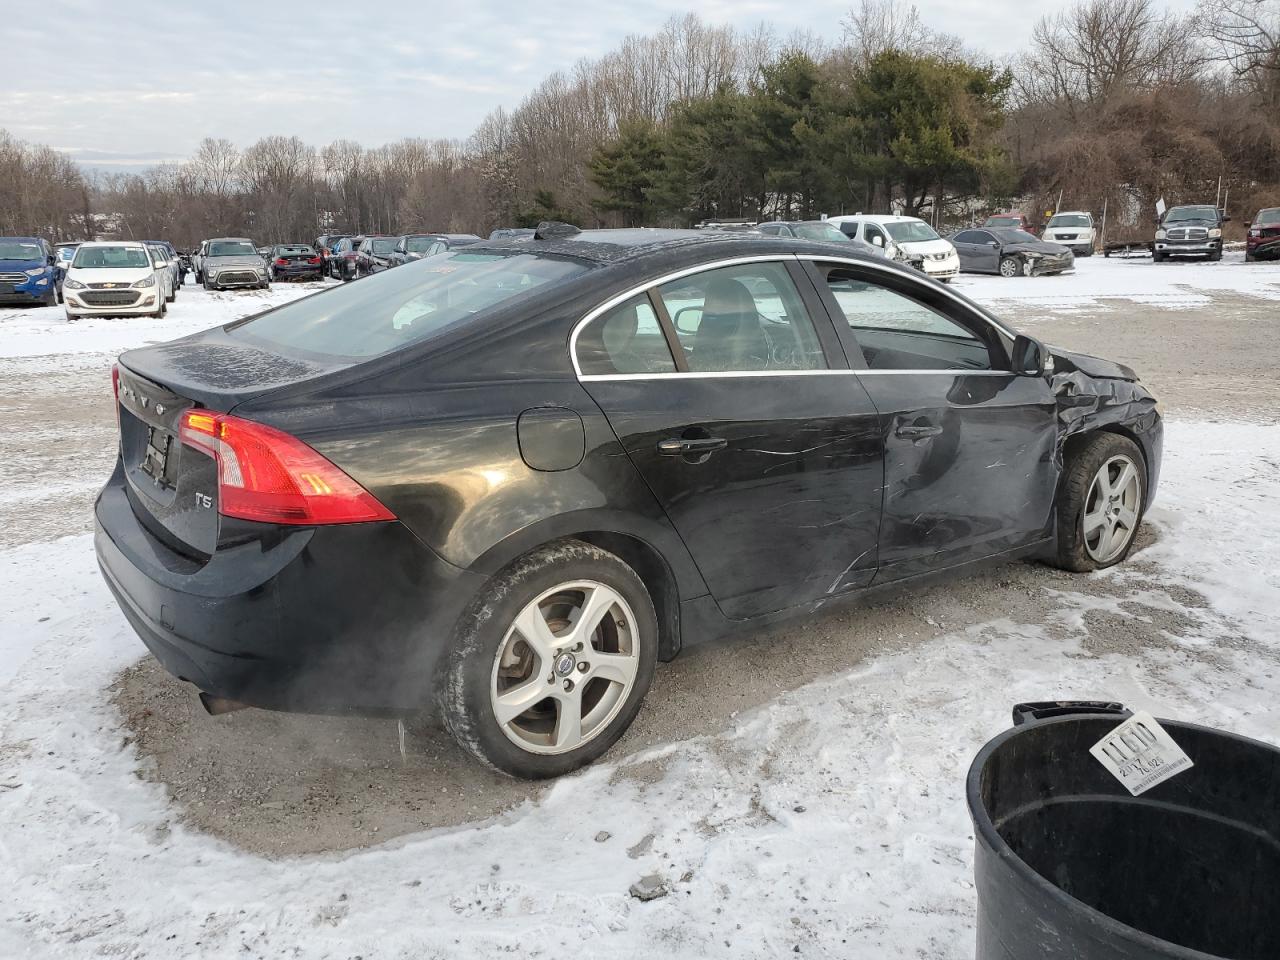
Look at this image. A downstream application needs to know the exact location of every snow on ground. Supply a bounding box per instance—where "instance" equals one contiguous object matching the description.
[2,258,1280,958]
[1,431,1278,957]
[0,279,330,361]
[952,248,1280,310]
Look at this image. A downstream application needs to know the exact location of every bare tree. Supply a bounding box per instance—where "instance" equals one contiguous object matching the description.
[1201,0,1280,106]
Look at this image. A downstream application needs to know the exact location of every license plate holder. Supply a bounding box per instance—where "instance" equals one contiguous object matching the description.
[141,427,173,486]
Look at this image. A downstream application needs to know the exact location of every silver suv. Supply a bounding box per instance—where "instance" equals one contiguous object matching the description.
[198,237,269,291]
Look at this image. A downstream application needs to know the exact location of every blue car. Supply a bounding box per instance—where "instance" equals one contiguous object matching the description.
[0,236,60,306]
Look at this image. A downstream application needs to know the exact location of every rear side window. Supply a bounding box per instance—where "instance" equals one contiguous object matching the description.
[655,262,827,373]
[233,251,589,359]
[577,294,676,375]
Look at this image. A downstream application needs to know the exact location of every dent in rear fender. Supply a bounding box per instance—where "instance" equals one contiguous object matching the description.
[306,382,708,599]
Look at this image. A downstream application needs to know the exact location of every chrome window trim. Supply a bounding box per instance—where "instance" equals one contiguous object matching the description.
[580,369,1014,382]
[568,251,1018,381]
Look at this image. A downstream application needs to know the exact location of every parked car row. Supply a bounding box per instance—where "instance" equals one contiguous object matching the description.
[313,232,482,281]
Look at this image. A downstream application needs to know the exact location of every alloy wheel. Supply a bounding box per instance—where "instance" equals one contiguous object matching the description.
[999,257,1020,277]
[1082,454,1142,563]
[489,580,639,755]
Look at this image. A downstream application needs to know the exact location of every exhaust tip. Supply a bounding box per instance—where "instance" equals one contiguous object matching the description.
[199,692,250,716]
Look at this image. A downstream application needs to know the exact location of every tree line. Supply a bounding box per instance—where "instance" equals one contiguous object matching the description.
[2,0,1278,247]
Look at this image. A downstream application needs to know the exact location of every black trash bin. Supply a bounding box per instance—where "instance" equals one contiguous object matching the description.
[968,703,1280,960]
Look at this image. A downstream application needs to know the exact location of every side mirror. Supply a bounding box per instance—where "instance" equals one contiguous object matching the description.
[1244,221,1252,229]
[1011,334,1051,377]
[988,240,999,246]
[871,235,884,247]
[1221,215,1232,223]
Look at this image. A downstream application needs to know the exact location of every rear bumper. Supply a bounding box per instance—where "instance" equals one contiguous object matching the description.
[1246,237,1280,259]
[272,264,322,278]
[94,464,487,715]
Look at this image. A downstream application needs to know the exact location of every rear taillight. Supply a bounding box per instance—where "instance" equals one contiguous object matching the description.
[275,257,289,266]
[111,363,120,430]
[178,410,395,525]
[307,256,322,264]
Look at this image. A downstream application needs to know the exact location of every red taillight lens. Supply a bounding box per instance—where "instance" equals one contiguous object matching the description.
[178,410,395,525]
[307,256,322,264]
[275,257,289,265]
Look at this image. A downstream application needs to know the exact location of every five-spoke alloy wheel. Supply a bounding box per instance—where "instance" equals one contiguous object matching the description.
[1053,432,1147,571]
[439,540,657,779]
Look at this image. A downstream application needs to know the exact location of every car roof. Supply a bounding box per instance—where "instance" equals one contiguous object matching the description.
[77,240,145,248]
[3,236,45,243]
[1049,211,1091,216]
[825,214,923,225]
[465,227,887,269]
[206,237,255,243]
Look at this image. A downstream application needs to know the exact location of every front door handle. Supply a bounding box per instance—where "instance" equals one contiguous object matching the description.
[657,436,728,456]
[896,423,943,440]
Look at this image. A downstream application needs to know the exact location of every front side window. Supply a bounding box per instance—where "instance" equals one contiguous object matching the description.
[823,269,994,371]
[953,231,987,244]
[577,294,676,375]
[863,224,886,248]
[233,251,589,359]
[655,262,827,373]
[72,246,150,269]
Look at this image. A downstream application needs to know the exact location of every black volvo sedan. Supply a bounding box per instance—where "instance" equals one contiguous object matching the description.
[95,226,1161,778]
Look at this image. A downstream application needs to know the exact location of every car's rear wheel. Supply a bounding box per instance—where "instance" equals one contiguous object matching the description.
[998,255,1021,278]
[440,540,658,779]
[1052,433,1146,572]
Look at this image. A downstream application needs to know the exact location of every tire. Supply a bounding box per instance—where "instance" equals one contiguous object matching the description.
[202,276,212,291]
[153,298,167,318]
[998,255,1022,278]
[1153,252,1167,263]
[439,540,659,779]
[1051,433,1147,573]
[1210,249,1223,262]
[1246,252,1255,263]
[65,310,77,322]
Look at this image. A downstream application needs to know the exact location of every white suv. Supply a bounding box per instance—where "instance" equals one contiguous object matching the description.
[825,215,960,281]
[62,241,168,320]
[1042,212,1096,256]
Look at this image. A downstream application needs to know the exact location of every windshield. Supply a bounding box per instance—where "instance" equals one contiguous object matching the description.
[0,241,42,260]
[208,240,258,257]
[984,216,1022,228]
[884,220,941,243]
[1165,206,1218,222]
[370,238,397,255]
[992,229,1040,243]
[793,223,850,242]
[406,237,439,253]
[71,246,150,269]
[1254,209,1280,225]
[1048,214,1091,228]
[233,251,590,359]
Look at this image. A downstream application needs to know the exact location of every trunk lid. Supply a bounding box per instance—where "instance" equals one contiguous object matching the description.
[116,328,348,557]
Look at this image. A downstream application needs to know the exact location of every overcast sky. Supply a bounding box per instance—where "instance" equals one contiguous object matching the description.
[8,0,1198,166]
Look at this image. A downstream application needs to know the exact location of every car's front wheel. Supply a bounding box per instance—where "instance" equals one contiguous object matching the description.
[998,255,1022,278]
[440,540,658,779]
[1052,433,1146,572]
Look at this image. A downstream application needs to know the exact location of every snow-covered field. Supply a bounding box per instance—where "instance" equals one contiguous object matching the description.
[2,261,1279,958]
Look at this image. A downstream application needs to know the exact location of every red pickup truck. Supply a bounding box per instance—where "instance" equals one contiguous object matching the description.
[983,212,1040,236]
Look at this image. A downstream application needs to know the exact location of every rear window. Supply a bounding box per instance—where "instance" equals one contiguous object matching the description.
[231,251,589,359]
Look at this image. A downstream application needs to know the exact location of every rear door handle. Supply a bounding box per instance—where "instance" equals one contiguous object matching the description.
[657,437,728,456]
[896,423,943,440]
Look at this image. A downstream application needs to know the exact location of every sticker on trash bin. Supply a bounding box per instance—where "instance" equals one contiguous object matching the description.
[1089,711,1193,796]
